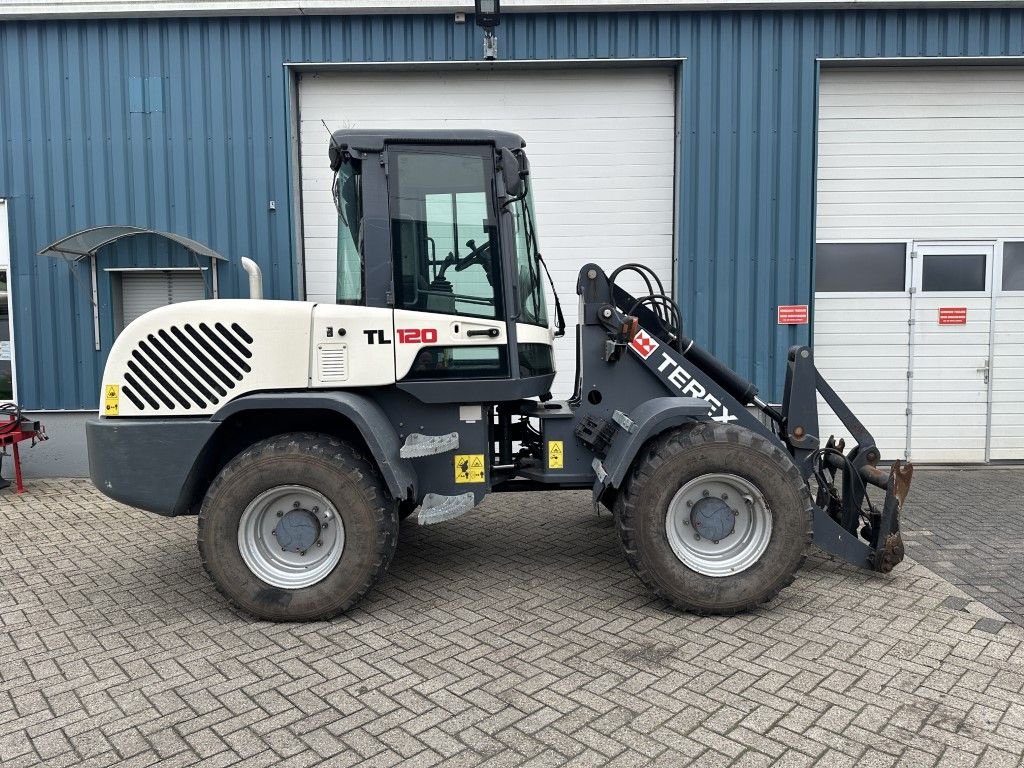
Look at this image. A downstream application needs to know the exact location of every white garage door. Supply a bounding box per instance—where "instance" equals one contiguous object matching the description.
[298,67,677,396]
[814,66,1024,462]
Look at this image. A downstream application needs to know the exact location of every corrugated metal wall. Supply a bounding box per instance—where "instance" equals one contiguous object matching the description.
[1,8,1023,409]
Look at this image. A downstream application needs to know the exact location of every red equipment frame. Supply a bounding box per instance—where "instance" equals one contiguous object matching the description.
[1,415,46,494]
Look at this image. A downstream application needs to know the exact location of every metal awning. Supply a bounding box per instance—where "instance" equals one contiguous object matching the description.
[38,226,226,352]
[38,225,227,261]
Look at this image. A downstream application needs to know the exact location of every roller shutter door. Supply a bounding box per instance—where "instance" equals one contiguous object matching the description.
[120,271,206,327]
[298,67,677,396]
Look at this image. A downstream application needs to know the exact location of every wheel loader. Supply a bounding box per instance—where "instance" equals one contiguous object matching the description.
[87,129,913,621]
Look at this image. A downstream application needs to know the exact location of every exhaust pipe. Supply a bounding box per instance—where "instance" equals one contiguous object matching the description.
[240,257,263,299]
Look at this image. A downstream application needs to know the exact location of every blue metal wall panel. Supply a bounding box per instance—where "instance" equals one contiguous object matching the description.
[1,8,1023,409]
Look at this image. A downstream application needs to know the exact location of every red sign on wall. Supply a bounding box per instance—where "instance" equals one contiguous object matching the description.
[777,304,809,325]
[938,307,968,325]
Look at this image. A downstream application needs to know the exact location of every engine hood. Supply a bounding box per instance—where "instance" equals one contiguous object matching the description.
[99,299,315,418]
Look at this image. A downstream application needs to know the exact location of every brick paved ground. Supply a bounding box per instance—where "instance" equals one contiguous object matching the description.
[902,468,1024,629]
[2,479,1024,767]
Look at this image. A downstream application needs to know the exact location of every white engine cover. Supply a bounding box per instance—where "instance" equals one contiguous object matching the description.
[100,299,553,418]
[100,300,318,417]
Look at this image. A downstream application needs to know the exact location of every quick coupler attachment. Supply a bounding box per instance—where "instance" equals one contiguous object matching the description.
[815,451,914,573]
[870,460,914,573]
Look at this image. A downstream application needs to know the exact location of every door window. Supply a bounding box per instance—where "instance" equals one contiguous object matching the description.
[403,345,508,380]
[390,149,501,320]
[1002,242,1024,291]
[920,253,987,292]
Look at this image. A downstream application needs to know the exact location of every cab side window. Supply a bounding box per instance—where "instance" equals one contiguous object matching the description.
[334,160,364,304]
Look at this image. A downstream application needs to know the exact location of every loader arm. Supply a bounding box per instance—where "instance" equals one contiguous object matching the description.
[579,263,912,573]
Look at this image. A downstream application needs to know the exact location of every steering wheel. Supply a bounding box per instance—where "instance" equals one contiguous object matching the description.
[454,239,491,273]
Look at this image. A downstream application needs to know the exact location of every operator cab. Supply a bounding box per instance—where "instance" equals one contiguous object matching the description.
[329,129,559,402]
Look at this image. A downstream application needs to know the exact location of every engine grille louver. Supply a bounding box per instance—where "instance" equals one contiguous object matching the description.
[317,343,349,383]
[121,322,253,412]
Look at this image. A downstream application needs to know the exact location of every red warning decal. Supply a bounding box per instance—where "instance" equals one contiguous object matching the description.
[938,307,967,325]
[777,305,809,325]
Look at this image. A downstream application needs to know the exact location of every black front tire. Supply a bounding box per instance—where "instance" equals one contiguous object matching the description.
[198,432,398,621]
[615,422,812,614]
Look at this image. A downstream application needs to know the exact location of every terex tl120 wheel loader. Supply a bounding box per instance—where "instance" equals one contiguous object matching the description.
[88,130,914,621]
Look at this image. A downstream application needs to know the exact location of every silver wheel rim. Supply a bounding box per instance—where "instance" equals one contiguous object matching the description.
[237,485,345,589]
[665,473,772,577]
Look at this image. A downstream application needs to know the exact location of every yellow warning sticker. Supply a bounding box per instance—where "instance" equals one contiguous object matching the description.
[548,440,564,470]
[103,384,120,416]
[454,454,485,484]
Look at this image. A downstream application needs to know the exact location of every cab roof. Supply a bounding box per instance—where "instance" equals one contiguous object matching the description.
[328,128,526,170]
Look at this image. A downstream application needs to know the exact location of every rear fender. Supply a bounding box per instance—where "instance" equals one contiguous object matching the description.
[594,397,711,500]
[214,392,417,502]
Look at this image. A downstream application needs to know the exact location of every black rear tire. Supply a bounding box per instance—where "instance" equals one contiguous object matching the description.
[615,422,812,614]
[198,432,398,621]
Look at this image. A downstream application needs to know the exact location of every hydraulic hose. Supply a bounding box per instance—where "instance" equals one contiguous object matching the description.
[608,280,761,407]
[677,336,760,405]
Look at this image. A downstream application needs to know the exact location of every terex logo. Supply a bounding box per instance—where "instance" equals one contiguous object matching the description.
[655,352,738,424]
[630,329,659,359]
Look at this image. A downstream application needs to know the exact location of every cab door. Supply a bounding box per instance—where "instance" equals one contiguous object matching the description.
[386,145,509,384]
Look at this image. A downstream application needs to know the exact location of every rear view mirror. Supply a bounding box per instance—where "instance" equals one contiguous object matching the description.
[500,148,529,199]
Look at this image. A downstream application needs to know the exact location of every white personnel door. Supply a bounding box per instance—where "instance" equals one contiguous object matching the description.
[908,243,993,463]
[297,67,678,397]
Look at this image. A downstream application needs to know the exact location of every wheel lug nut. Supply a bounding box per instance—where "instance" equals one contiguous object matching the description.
[317,540,323,547]
[713,539,719,544]
[322,523,328,529]
[702,490,710,497]
[721,493,728,500]
[732,509,739,516]
[694,534,701,541]
[313,506,319,513]
[686,500,693,507]
[682,520,689,526]
[271,530,277,536]
[293,501,300,508]
[276,511,283,517]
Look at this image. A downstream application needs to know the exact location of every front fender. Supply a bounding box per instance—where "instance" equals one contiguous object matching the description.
[596,397,711,497]
[214,392,417,503]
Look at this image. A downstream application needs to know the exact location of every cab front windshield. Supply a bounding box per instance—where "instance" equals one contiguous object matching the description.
[511,186,548,328]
